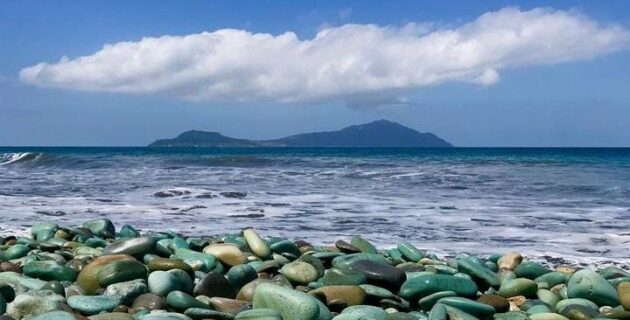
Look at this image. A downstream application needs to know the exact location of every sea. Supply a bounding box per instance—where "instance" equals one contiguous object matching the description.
[1,147,629,265]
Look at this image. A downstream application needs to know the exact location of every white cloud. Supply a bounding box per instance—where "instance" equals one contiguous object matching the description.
[19,7,629,106]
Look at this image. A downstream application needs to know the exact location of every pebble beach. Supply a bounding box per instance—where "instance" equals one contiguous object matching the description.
[1,219,629,320]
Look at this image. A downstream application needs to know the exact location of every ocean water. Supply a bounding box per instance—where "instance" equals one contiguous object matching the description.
[1,147,630,264]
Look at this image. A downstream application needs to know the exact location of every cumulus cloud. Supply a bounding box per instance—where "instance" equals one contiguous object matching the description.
[19,7,630,105]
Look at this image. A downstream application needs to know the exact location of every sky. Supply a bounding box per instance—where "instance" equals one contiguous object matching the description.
[1,1,630,147]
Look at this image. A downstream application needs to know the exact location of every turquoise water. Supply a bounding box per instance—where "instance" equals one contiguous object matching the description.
[1,147,629,262]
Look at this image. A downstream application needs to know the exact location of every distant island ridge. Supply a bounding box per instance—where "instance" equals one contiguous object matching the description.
[149,120,453,147]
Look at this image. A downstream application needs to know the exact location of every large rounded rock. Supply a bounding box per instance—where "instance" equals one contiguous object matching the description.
[351,259,406,291]
[499,278,538,298]
[498,252,523,271]
[280,261,319,285]
[82,219,115,237]
[203,243,247,266]
[103,237,156,256]
[97,259,148,287]
[399,274,478,301]
[619,282,630,310]
[30,311,84,320]
[567,269,619,306]
[131,293,165,312]
[23,261,77,282]
[77,254,135,294]
[243,229,271,259]
[148,271,180,297]
[235,308,282,320]
[253,283,321,320]
[105,279,148,305]
[309,285,366,306]
[193,271,235,299]
[67,295,121,315]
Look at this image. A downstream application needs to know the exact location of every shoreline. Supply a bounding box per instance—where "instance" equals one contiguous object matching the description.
[1,219,629,320]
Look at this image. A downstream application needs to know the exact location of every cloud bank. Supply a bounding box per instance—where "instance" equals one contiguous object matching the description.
[20,7,629,105]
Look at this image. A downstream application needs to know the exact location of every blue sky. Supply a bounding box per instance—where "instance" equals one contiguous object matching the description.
[1,0,629,146]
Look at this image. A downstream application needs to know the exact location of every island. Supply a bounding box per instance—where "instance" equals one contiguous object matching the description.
[149,120,453,147]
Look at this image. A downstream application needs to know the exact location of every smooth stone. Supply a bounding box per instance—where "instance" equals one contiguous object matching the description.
[193,271,235,298]
[351,259,406,291]
[529,313,570,320]
[478,294,510,313]
[350,236,378,254]
[299,255,325,278]
[105,279,148,305]
[243,229,271,259]
[166,269,193,294]
[146,258,193,274]
[0,282,16,302]
[499,278,538,298]
[281,261,320,285]
[331,253,389,272]
[269,240,301,257]
[399,274,478,301]
[23,260,78,282]
[310,286,366,306]
[173,249,217,272]
[89,312,135,320]
[618,282,630,310]
[4,244,30,260]
[67,295,121,315]
[227,264,258,290]
[335,240,361,254]
[77,254,135,294]
[253,283,321,320]
[515,261,551,279]
[537,272,571,288]
[457,257,500,287]
[339,305,388,320]
[208,297,250,314]
[567,269,619,306]
[147,271,180,297]
[600,266,630,280]
[183,308,234,320]
[103,237,156,256]
[42,280,66,296]
[528,305,554,315]
[428,303,448,320]
[559,304,600,320]
[97,259,147,287]
[203,244,247,266]
[0,271,47,290]
[497,252,522,270]
[397,242,424,262]
[30,311,81,320]
[538,289,561,309]
[131,293,165,312]
[82,219,115,237]
[418,291,458,311]
[139,312,192,320]
[0,295,5,316]
[7,290,67,319]
[438,297,496,317]
[494,311,530,320]
[555,298,599,314]
[236,279,274,302]
[322,268,367,286]
[444,304,483,320]
[119,224,141,238]
[165,291,210,311]
[234,308,282,320]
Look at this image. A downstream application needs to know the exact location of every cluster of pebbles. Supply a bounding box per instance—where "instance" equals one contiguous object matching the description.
[1,219,629,320]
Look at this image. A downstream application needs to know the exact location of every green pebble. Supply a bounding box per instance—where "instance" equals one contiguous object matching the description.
[97,259,148,287]
[498,278,538,298]
[397,242,424,262]
[399,274,478,301]
[514,261,551,279]
[67,294,121,315]
[567,269,619,306]
[23,260,77,282]
[350,235,378,254]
